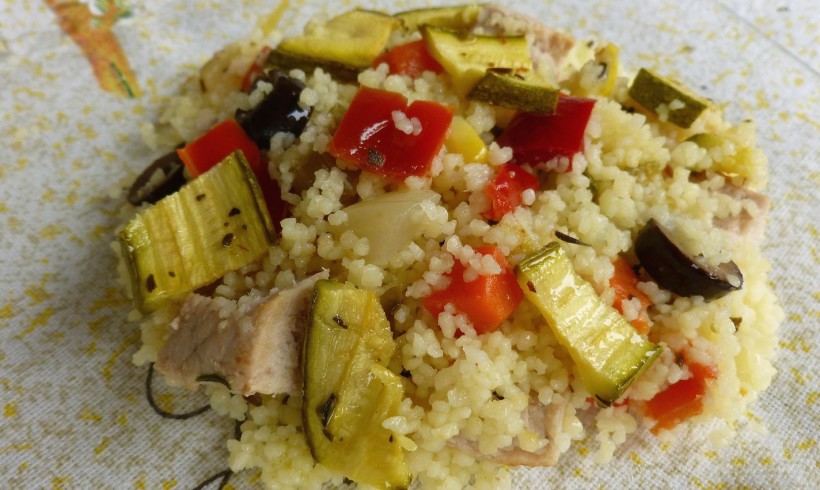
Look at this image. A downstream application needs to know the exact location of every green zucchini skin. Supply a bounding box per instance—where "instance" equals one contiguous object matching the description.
[120,152,274,312]
[516,242,661,406]
[302,280,409,489]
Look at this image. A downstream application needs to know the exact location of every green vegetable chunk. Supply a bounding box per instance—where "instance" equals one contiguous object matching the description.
[269,10,400,81]
[516,242,661,406]
[303,280,409,490]
[685,132,725,150]
[467,69,559,114]
[421,25,532,96]
[628,68,710,128]
[395,4,481,31]
[119,152,274,312]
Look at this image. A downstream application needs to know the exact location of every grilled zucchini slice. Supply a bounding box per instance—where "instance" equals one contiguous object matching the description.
[516,242,661,406]
[628,68,710,128]
[395,4,481,31]
[269,10,400,81]
[302,280,409,489]
[421,25,532,96]
[119,151,274,312]
[467,69,559,114]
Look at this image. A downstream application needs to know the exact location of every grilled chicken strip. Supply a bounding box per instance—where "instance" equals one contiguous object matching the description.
[156,270,328,396]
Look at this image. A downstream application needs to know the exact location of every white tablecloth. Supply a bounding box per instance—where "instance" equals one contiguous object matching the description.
[1,1,817,488]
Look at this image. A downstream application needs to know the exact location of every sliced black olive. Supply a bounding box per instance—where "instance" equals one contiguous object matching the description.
[635,219,743,300]
[127,149,186,205]
[235,71,312,149]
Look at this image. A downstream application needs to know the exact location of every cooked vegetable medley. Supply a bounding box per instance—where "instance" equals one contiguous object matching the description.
[120,4,782,489]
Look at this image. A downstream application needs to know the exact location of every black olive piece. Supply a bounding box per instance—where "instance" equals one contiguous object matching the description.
[127,148,187,206]
[235,70,312,149]
[634,219,743,301]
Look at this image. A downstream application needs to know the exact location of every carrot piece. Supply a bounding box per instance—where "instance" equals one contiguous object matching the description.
[646,360,717,434]
[423,246,523,334]
[610,257,653,334]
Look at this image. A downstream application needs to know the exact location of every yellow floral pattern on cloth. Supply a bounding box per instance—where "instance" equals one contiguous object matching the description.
[0,0,817,488]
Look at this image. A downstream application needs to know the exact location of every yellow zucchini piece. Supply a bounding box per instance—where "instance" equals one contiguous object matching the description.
[687,133,764,181]
[421,25,532,96]
[516,242,661,406]
[567,42,620,97]
[303,280,409,490]
[270,10,400,80]
[467,69,559,114]
[395,4,481,31]
[686,132,725,149]
[119,152,274,312]
[445,116,488,163]
[593,43,620,96]
[628,68,710,128]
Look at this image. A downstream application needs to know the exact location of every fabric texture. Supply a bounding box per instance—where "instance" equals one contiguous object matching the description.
[0,0,816,488]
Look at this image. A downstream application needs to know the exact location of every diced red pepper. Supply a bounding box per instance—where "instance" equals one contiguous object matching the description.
[371,40,444,78]
[177,119,262,178]
[241,45,272,93]
[645,358,717,434]
[483,163,539,221]
[610,257,653,334]
[496,95,596,170]
[177,119,286,229]
[328,86,454,180]
[423,245,523,335]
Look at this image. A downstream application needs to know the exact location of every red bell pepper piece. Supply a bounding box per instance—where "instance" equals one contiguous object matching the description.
[240,45,272,93]
[496,95,596,170]
[423,245,523,335]
[371,40,443,78]
[328,86,454,180]
[177,119,286,229]
[645,358,717,434]
[177,119,262,178]
[483,163,539,221]
[610,257,653,334]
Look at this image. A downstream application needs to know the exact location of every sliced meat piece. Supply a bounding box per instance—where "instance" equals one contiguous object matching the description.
[155,270,329,396]
[448,398,566,466]
[713,183,769,243]
[477,5,575,82]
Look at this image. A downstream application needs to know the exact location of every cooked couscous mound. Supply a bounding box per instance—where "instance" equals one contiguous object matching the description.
[121,5,782,489]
